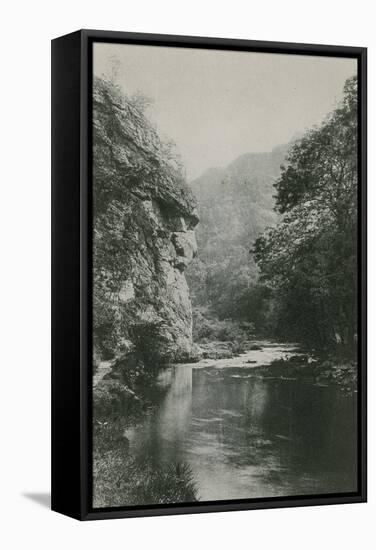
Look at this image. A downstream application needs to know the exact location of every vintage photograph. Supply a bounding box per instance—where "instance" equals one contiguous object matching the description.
[92,43,358,508]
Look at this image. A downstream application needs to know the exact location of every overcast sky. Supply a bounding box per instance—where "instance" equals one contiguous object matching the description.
[94,43,356,180]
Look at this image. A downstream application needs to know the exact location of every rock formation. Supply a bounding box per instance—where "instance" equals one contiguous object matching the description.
[93,77,199,367]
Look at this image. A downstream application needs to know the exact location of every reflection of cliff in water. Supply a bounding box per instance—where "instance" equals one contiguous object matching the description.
[157,366,193,451]
[124,366,193,465]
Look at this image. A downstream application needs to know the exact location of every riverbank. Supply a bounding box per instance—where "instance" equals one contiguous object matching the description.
[92,339,357,506]
[93,418,197,507]
[93,407,199,507]
[187,339,357,395]
[248,354,357,395]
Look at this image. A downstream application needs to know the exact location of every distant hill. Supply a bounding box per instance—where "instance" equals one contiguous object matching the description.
[186,143,290,322]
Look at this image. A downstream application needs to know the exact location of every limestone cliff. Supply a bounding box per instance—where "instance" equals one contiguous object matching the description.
[93,77,199,366]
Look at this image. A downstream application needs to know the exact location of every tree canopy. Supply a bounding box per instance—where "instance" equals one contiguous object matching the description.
[254,76,358,351]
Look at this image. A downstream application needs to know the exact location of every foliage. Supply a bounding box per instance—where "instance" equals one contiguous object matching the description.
[254,76,358,350]
[93,421,198,507]
[93,451,198,508]
[192,306,254,343]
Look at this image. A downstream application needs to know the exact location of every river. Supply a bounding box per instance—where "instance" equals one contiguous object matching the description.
[123,342,358,501]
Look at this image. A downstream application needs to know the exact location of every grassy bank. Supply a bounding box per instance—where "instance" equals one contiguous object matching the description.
[93,420,198,508]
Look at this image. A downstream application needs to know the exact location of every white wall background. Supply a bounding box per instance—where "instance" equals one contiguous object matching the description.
[0,1,373,548]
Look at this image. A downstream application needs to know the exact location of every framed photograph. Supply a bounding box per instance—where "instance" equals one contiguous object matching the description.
[52,29,367,520]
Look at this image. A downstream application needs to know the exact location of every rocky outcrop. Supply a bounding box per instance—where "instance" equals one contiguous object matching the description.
[93,77,199,366]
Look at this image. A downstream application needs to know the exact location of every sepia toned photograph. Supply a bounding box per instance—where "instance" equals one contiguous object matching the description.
[91,42,359,509]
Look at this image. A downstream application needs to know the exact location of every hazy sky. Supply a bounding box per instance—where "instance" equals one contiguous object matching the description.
[94,43,357,180]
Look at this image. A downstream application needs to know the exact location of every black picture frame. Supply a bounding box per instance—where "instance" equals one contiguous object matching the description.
[51,29,367,521]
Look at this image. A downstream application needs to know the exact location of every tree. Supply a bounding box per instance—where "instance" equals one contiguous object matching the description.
[254,76,358,351]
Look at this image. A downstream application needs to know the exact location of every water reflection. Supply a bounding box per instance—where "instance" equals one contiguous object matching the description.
[125,356,357,502]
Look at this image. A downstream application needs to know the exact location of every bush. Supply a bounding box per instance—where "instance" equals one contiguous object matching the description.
[192,306,254,343]
[93,418,198,507]
[93,448,198,507]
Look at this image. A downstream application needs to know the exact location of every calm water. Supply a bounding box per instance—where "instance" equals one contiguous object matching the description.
[124,344,358,501]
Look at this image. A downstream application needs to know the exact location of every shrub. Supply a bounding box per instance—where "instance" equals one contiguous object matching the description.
[192,307,254,343]
[93,419,198,507]
[93,450,198,507]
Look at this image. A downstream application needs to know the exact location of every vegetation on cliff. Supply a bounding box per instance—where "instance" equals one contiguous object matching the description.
[93,77,198,366]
